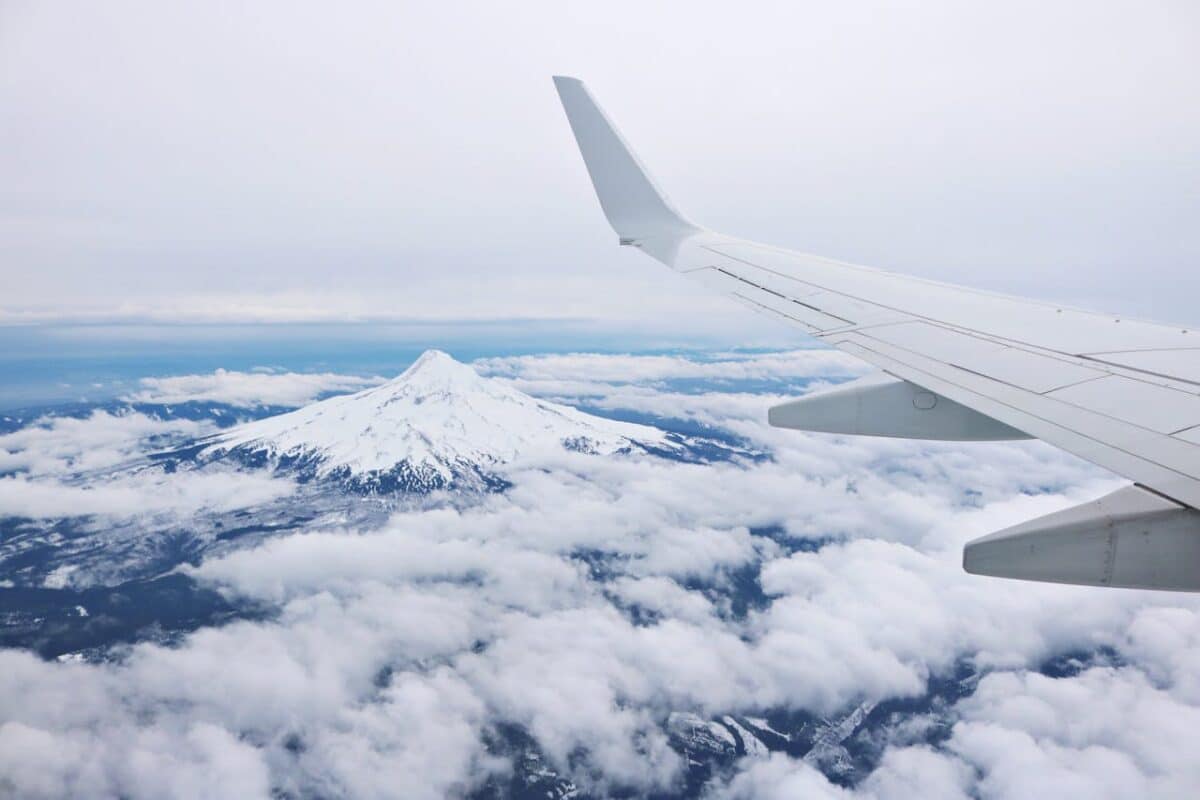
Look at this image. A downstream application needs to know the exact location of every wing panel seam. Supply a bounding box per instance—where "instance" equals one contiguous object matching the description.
[717,268,853,325]
[1076,355,1200,389]
[730,292,822,332]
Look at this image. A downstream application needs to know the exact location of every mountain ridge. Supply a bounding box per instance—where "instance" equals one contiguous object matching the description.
[191,350,684,493]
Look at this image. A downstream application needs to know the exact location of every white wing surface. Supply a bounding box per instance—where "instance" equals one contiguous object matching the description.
[553,76,1200,591]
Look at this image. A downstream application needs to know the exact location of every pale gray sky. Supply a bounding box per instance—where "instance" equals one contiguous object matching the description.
[2,0,1198,334]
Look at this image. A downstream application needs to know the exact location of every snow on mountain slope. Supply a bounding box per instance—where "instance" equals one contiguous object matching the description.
[194,350,679,491]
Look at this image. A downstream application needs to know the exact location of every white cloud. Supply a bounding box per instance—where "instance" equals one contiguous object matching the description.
[859,747,974,800]
[3,347,1200,797]
[711,662,1200,800]
[474,349,868,399]
[0,411,212,476]
[1119,606,1200,705]
[0,470,294,521]
[712,748,975,800]
[947,666,1200,800]
[712,753,856,799]
[608,576,717,625]
[0,654,274,800]
[126,368,381,408]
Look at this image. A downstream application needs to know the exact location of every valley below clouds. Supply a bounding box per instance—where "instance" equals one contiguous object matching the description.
[2,348,1199,799]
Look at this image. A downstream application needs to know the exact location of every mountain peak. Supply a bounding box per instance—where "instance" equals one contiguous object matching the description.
[403,349,464,374]
[385,349,483,393]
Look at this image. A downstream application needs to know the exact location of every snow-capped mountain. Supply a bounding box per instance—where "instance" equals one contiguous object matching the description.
[192,350,682,492]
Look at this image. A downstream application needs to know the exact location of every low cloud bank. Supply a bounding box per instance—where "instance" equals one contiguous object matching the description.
[1,349,1197,799]
[126,368,381,408]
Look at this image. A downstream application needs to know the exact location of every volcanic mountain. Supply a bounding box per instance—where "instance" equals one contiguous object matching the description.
[191,350,686,493]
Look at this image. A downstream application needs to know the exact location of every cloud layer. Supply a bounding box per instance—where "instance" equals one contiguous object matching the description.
[126,368,381,408]
[2,349,1199,799]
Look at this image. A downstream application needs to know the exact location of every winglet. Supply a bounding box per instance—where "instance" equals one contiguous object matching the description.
[553,76,700,245]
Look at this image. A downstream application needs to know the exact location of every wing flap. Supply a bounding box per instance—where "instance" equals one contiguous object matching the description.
[1083,349,1200,385]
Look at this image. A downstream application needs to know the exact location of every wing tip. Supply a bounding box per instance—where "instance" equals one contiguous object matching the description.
[551,74,698,244]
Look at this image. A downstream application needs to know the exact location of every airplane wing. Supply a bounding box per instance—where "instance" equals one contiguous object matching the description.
[553,75,1200,591]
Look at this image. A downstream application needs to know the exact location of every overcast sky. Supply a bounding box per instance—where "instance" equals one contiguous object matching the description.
[2,1,1198,333]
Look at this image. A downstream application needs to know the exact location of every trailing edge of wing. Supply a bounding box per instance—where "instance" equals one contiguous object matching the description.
[553,76,699,244]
